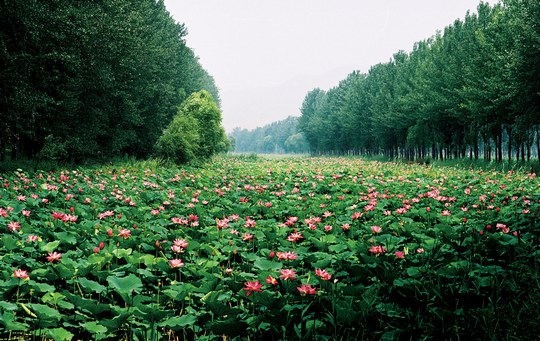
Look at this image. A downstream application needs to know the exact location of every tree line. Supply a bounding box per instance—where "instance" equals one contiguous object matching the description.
[299,0,539,162]
[230,116,309,154]
[1,0,224,162]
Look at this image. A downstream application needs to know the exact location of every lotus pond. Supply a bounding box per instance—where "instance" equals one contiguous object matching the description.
[1,156,539,340]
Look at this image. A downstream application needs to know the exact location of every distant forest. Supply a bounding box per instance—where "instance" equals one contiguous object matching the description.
[298,1,539,162]
[230,116,309,154]
[1,0,221,162]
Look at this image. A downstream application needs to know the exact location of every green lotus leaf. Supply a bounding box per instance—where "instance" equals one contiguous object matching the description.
[81,321,108,334]
[106,274,143,300]
[158,314,197,330]
[78,277,107,294]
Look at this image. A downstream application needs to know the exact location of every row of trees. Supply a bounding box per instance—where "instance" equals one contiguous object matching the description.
[299,0,539,162]
[230,116,309,154]
[1,0,223,162]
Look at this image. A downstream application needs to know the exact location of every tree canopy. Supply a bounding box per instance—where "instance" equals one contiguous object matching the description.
[156,90,229,163]
[0,0,221,162]
[298,1,540,162]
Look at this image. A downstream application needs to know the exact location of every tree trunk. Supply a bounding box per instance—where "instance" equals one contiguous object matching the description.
[536,127,540,161]
[507,128,512,162]
[497,131,503,163]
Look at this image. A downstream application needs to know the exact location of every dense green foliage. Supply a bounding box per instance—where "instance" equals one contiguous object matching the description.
[0,0,221,161]
[0,157,538,339]
[156,90,229,163]
[299,1,540,162]
[230,116,309,154]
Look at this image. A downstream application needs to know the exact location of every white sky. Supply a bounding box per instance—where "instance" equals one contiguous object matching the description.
[164,0,488,132]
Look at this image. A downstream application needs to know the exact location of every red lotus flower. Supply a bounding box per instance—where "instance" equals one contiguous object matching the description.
[297,284,317,296]
[243,280,263,297]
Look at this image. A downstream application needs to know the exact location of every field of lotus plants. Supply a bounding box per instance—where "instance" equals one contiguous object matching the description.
[1,156,539,340]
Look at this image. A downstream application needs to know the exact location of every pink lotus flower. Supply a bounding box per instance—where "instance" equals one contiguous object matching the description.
[370,226,382,234]
[173,239,189,249]
[286,232,303,243]
[169,259,184,268]
[351,211,362,220]
[118,229,131,239]
[244,217,256,228]
[297,284,317,296]
[266,275,278,285]
[496,223,509,233]
[26,234,39,242]
[171,245,184,253]
[279,269,297,281]
[228,214,240,221]
[396,207,408,214]
[7,221,21,232]
[284,216,298,226]
[276,251,298,261]
[13,269,29,280]
[98,210,114,220]
[369,245,386,255]
[216,218,229,229]
[243,280,263,297]
[61,214,78,222]
[242,233,254,241]
[46,251,62,263]
[395,251,405,259]
[315,268,332,281]
[171,217,189,225]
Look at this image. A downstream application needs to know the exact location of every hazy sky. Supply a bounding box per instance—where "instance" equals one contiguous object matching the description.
[164,0,486,132]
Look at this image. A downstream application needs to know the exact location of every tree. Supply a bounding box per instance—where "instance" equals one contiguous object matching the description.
[155,90,228,163]
[0,0,221,161]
